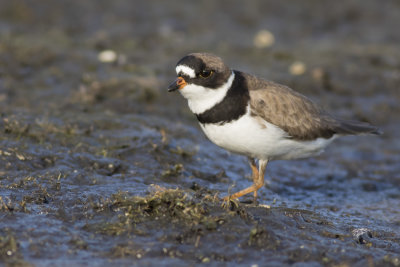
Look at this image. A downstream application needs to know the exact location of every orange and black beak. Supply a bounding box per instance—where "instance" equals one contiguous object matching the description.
[168,77,187,92]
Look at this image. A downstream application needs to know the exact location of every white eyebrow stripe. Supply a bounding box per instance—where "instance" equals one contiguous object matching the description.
[176,65,196,78]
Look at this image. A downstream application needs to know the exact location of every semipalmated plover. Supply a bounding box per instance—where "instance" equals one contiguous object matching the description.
[168,53,381,201]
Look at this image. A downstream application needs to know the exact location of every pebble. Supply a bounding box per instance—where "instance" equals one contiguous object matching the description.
[289,61,306,75]
[351,228,373,244]
[253,30,275,48]
[98,50,117,63]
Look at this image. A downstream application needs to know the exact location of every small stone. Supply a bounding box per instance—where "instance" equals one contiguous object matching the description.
[351,228,373,244]
[16,153,25,161]
[253,30,275,48]
[98,50,117,63]
[311,67,325,81]
[202,257,210,263]
[0,94,7,102]
[289,61,306,76]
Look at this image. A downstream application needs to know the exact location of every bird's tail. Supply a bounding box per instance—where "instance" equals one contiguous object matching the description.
[333,118,382,136]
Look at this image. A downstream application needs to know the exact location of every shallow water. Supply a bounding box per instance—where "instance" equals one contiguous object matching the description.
[0,0,399,266]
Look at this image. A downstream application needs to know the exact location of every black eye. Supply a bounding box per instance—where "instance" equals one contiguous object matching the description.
[199,70,213,78]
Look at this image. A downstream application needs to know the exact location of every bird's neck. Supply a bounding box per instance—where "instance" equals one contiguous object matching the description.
[195,71,250,125]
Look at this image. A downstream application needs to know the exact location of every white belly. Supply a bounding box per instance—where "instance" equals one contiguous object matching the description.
[199,110,336,161]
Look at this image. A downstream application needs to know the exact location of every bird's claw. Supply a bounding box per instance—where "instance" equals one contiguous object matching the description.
[221,196,239,209]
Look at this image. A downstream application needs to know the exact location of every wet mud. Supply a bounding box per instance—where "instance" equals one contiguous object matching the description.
[0,0,399,266]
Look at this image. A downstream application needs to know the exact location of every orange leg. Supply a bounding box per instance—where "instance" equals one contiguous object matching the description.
[224,159,268,201]
[249,158,259,199]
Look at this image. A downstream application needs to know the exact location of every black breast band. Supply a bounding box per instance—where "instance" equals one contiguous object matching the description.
[195,71,250,125]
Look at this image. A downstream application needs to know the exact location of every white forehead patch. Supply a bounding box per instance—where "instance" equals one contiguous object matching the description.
[176,65,196,78]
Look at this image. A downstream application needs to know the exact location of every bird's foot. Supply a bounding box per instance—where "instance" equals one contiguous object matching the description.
[221,195,240,210]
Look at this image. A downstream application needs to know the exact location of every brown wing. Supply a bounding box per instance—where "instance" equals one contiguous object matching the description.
[244,72,380,140]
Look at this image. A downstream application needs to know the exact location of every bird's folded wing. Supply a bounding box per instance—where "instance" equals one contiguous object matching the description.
[246,74,379,140]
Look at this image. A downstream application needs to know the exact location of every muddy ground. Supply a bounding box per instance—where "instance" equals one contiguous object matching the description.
[0,0,399,266]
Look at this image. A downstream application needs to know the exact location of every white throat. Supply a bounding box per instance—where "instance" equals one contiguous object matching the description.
[180,71,235,114]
